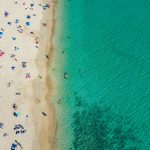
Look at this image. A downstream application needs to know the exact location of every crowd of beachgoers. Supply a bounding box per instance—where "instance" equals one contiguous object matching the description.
[0,1,53,149]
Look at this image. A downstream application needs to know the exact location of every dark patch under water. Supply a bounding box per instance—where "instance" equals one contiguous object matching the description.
[72,107,142,150]
[71,100,142,150]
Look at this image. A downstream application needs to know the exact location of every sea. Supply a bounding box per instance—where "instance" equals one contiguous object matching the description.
[52,0,150,149]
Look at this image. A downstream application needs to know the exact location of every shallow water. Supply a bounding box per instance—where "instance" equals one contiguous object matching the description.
[54,0,150,149]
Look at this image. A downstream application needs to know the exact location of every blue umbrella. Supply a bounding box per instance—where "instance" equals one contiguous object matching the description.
[11,143,17,150]
[0,32,3,36]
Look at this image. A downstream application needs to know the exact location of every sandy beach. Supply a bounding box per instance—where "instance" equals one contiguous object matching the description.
[0,0,56,150]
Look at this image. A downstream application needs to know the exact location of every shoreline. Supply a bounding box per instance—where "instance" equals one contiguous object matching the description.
[32,0,57,150]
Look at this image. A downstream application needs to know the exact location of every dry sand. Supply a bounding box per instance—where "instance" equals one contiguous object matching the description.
[0,0,57,150]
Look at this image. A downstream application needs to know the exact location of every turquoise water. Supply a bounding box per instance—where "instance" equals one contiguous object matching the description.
[53,0,150,149]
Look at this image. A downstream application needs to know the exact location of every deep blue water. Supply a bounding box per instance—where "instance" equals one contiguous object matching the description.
[53,0,150,149]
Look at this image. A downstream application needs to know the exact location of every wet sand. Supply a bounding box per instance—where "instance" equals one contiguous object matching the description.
[32,0,57,150]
